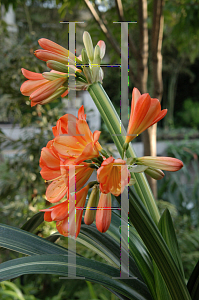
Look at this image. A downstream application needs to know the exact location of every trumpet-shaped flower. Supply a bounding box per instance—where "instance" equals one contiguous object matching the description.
[125,88,167,144]
[53,106,102,164]
[20,68,68,106]
[97,157,130,196]
[96,193,112,233]
[41,185,89,238]
[40,142,93,203]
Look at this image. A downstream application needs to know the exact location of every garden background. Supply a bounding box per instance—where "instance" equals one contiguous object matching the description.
[0,0,199,299]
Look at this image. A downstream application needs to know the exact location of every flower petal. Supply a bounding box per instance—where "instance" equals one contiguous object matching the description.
[20,79,48,96]
[46,178,67,203]
[21,68,44,80]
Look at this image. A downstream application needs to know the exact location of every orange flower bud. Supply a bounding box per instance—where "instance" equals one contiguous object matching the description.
[137,156,183,172]
[96,193,112,233]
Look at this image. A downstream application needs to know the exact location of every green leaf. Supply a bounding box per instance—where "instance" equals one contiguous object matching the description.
[79,222,143,280]
[78,225,122,268]
[158,209,185,279]
[129,227,156,300]
[0,254,152,300]
[126,187,191,300]
[153,261,171,300]
[79,212,156,299]
[86,281,98,299]
[107,212,155,300]
[0,223,69,256]
[151,209,186,300]
[187,260,199,300]
[0,281,25,300]
[21,212,44,233]
[45,233,61,243]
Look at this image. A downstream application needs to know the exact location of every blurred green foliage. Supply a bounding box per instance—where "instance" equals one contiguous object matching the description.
[177,98,199,129]
[158,140,199,279]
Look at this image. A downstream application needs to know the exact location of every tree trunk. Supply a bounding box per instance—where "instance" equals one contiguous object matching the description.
[137,0,148,95]
[147,0,164,199]
[137,0,158,197]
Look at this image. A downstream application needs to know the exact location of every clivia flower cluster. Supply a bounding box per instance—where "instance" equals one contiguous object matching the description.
[20,32,105,107]
[38,101,182,238]
[20,32,183,238]
[39,105,132,236]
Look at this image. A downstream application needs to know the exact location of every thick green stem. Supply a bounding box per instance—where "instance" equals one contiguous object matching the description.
[88,82,160,224]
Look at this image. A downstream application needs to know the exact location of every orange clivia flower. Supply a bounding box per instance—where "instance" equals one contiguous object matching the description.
[40,142,93,203]
[137,156,183,172]
[41,185,89,238]
[125,88,167,144]
[20,68,68,107]
[53,105,102,164]
[95,192,112,233]
[97,157,130,196]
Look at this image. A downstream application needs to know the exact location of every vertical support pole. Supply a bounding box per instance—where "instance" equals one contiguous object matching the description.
[59,21,84,279]
[112,21,136,279]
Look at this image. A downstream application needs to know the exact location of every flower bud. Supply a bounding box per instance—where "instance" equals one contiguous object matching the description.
[83,31,94,62]
[81,48,89,65]
[137,156,183,172]
[98,67,104,83]
[94,45,101,61]
[96,193,112,233]
[97,40,106,59]
[42,72,66,81]
[81,48,92,84]
[84,185,99,225]
[92,45,101,82]
[144,168,165,180]
[47,60,70,73]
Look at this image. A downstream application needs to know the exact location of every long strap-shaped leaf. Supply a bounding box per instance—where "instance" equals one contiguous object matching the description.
[187,260,199,300]
[21,212,44,233]
[78,224,143,280]
[79,215,156,300]
[127,187,191,300]
[0,254,152,300]
[0,224,69,256]
[109,212,156,299]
